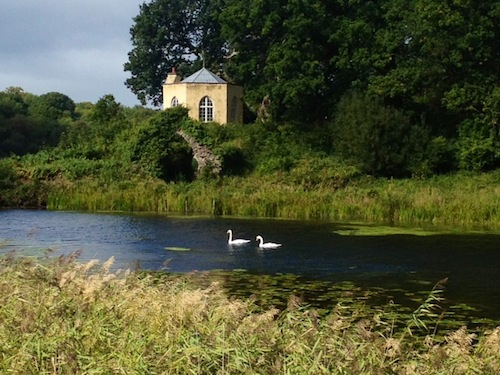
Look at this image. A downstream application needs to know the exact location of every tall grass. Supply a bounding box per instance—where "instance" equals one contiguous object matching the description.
[0,254,498,374]
[47,170,500,230]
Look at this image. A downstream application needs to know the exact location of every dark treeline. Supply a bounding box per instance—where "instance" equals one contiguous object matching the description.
[0,88,73,157]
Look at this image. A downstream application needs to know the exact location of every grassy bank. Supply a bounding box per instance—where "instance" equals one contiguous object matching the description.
[46,170,500,230]
[0,254,498,374]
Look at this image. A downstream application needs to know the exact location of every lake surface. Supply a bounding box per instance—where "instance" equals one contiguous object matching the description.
[1,209,499,321]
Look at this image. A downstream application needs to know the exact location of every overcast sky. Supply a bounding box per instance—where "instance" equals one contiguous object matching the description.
[0,1,146,107]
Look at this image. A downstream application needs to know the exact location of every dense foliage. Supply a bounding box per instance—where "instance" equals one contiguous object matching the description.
[125,0,499,129]
[1,0,500,213]
[0,88,71,157]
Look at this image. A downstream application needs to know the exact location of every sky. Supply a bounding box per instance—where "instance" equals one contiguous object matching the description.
[0,1,146,107]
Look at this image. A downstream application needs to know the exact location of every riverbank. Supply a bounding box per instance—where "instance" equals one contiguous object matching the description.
[1,255,498,374]
[44,170,500,230]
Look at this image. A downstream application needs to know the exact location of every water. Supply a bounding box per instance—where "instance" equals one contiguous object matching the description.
[1,209,499,321]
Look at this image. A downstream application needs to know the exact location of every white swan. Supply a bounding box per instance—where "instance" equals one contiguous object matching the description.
[256,235,282,248]
[227,229,251,245]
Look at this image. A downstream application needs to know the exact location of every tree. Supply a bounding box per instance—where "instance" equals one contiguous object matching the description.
[0,89,68,157]
[219,0,339,123]
[125,0,499,130]
[90,95,123,124]
[0,87,29,118]
[28,92,76,121]
[124,0,226,106]
[125,0,342,123]
[335,0,500,136]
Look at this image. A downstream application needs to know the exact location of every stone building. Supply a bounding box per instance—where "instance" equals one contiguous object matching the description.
[162,67,243,124]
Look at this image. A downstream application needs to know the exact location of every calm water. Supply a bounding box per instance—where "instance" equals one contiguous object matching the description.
[1,209,499,320]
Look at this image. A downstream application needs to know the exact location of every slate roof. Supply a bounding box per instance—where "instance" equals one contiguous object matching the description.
[181,67,227,84]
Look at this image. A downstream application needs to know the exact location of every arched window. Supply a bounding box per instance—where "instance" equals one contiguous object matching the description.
[230,96,238,122]
[171,96,179,107]
[199,96,213,122]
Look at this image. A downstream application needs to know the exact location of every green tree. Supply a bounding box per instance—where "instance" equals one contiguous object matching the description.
[0,89,67,157]
[336,0,500,136]
[28,92,76,121]
[219,0,339,123]
[60,96,129,161]
[0,87,29,118]
[90,95,124,125]
[131,107,194,181]
[124,0,226,106]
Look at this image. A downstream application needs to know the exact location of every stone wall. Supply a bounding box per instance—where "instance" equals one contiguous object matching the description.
[176,130,222,176]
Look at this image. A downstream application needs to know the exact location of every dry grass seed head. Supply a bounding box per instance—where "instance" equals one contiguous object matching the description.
[238,307,280,336]
[82,259,101,273]
[82,273,116,301]
[384,337,402,358]
[287,294,303,310]
[445,326,477,355]
[58,269,77,289]
[356,319,375,340]
[326,312,349,332]
[478,327,500,360]
[170,288,211,325]
[100,256,115,274]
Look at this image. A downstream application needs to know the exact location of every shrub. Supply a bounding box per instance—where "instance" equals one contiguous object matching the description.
[331,90,429,177]
[457,135,499,171]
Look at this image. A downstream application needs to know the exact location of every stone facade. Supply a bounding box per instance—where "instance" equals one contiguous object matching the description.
[162,67,243,124]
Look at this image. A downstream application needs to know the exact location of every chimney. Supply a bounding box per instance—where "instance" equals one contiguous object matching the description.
[165,67,180,84]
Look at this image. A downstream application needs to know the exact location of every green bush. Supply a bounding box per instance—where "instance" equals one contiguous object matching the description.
[288,156,361,189]
[457,135,499,171]
[216,144,249,176]
[0,158,17,189]
[410,136,457,177]
[331,91,429,177]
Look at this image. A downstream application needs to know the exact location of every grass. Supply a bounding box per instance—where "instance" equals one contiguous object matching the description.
[45,169,500,231]
[0,253,498,374]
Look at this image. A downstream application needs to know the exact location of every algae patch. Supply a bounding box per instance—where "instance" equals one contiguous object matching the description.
[334,224,438,236]
[164,246,191,252]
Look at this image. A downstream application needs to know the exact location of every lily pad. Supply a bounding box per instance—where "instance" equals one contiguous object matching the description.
[164,246,191,252]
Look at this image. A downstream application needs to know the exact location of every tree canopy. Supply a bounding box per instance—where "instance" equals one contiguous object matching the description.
[0,88,68,157]
[124,0,226,106]
[125,0,499,130]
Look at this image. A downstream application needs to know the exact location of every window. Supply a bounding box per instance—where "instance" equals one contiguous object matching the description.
[171,96,179,107]
[230,96,238,122]
[199,96,213,122]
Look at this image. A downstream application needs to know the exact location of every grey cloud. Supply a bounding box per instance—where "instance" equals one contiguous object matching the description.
[0,1,145,106]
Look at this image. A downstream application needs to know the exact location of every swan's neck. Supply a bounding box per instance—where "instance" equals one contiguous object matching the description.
[228,231,233,242]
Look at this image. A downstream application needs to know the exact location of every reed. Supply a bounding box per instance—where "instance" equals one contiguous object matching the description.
[46,170,500,230]
[0,254,498,374]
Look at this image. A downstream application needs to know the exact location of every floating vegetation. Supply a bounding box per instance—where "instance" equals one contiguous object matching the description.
[149,269,499,334]
[164,246,191,251]
[333,223,441,236]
